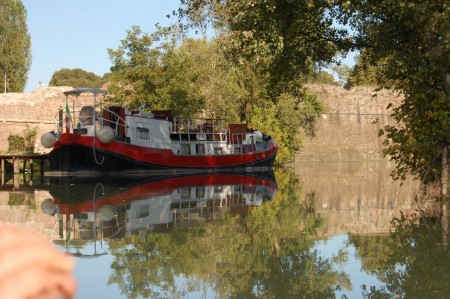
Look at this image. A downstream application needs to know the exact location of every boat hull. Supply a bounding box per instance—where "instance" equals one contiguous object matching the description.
[47,135,277,175]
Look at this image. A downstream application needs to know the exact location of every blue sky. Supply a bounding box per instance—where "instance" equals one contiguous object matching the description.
[22,0,180,91]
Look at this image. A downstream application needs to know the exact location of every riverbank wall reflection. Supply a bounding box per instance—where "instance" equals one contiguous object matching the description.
[294,160,419,235]
[0,184,59,239]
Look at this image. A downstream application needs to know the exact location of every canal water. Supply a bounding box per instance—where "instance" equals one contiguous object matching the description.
[1,161,449,299]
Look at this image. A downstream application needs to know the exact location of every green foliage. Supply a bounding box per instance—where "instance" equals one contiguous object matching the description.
[248,104,289,163]
[107,26,206,118]
[297,91,326,137]
[178,0,352,95]
[345,52,379,88]
[8,192,35,208]
[7,125,37,153]
[306,70,338,85]
[248,91,325,164]
[49,68,106,88]
[331,63,352,86]
[23,125,37,151]
[381,89,449,181]
[0,0,31,92]
[7,134,25,152]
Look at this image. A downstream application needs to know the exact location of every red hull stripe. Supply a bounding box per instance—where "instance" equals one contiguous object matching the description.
[57,134,277,168]
[55,174,277,214]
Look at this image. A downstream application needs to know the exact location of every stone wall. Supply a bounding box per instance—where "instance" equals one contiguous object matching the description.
[0,87,94,151]
[298,84,402,161]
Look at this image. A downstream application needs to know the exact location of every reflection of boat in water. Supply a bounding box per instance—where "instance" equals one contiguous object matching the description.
[43,173,277,240]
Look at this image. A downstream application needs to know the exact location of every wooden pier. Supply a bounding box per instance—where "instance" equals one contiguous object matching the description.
[0,153,49,187]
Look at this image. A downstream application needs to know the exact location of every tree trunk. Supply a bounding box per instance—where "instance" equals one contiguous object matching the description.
[441,143,448,247]
[441,72,450,247]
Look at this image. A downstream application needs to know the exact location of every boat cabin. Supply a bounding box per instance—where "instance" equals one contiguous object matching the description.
[59,90,271,157]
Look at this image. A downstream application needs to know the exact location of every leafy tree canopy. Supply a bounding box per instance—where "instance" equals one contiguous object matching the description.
[49,68,106,88]
[177,0,352,96]
[0,0,31,92]
[344,52,379,88]
[107,26,206,118]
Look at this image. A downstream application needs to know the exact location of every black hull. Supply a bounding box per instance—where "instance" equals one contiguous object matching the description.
[47,144,277,176]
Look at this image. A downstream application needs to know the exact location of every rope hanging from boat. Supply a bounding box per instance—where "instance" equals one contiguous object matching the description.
[91,93,104,165]
[93,137,105,165]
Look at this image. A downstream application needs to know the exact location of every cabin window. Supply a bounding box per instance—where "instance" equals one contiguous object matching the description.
[196,144,205,155]
[137,127,150,140]
[73,213,88,220]
[181,144,191,155]
[234,146,241,154]
[214,147,223,154]
[181,188,191,199]
[74,128,88,135]
[196,187,205,199]
[137,203,150,218]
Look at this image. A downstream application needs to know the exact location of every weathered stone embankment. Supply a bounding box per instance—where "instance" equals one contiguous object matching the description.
[298,84,402,161]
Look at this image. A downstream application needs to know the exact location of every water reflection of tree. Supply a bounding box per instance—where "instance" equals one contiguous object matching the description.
[349,213,450,299]
[107,170,350,298]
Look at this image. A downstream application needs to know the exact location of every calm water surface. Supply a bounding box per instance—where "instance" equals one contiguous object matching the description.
[1,161,449,299]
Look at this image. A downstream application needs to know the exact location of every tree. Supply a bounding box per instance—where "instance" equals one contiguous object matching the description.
[0,0,31,92]
[107,26,206,117]
[177,0,352,96]
[49,68,106,88]
[306,70,338,85]
[344,52,379,88]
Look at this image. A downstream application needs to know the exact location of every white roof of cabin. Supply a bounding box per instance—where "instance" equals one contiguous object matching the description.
[63,88,108,96]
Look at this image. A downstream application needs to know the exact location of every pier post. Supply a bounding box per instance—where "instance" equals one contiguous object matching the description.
[13,157,19,174]
[1,159,3,185]
[13,174,19,189]
[40,158,44,174]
